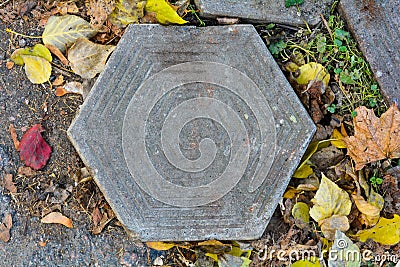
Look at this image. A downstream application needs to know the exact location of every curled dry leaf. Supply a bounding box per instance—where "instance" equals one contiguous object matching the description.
[2,174,17,193]
[42,15,97,53]
[45,44,69,66]
[19,124,52,170]
[344,105,400,170]
[52,74,64,86]
[146,241,176,251]
[9,124,19,151]
[68,38,115,79]
[352,190,384,227]
[0,213,12,242]
[41,212,73,228]
[56,81,84,96]
[21,55,52,84]
[86,0,115,29]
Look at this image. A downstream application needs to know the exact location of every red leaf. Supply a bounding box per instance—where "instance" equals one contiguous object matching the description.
[19,124,52,170]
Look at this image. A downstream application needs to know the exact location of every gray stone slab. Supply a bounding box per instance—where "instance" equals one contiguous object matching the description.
[339,0,400,105]
[67,24,315,241]
[194,0,333,26]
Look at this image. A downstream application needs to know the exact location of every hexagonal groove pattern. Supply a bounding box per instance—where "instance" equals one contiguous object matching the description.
[68,24,316,241]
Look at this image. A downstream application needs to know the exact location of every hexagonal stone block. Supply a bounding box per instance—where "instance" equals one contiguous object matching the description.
[194,0,333,26]
[68,24,315,241]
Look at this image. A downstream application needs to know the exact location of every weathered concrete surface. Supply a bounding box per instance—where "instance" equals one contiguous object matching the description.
[339,0,400,105]
[194,0,333,26]
[68,24,315,241]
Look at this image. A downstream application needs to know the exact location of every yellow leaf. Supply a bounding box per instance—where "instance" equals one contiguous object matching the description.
[319,215,350,240]
[145,0,187,25]
[41,212,73,228]
[42,15,97,52]
[343,105,400,170]
[284,187,302,199]
[68,38,115,79]
[309,174,352,223]
[109,0,146,28]
[295,62,330,88]
[293,140,330,179]
[331,128,347,149]
[146,241,175,250]
[21,55,52,84]
[354,214,400,245]
[198,240,225,246]
[205,252,219,262]
[11,44,52,66]
[292,202,310,229]
[293,163,314,178]
[292,257,322,267]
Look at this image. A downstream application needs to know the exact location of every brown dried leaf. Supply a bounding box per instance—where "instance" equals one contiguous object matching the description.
[41,212,73,228]
[45,44,69,66]
[2,174,17,193]
[18,166,36,177]
[86,0,116,29]
[55,81,84,96]
[319,215,350,240]
[9,124,19,151]
[52,74,64,86]
[0,213,12,242]
[92,207,102,227]
[344,105,400,170]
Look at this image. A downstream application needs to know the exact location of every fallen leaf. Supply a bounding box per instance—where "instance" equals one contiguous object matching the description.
[9,124,19,151]
[295,62,330,88]
[146,241,176,251]
[11,44,52,65]
[45,44,69,66]
[19,124,52,170]
[293,140,331,178]
[145,0,187,25]
[292,202,310,229]
[328,230,361,267]
[38,241,47,247]
[86,0,115,29]
[18,166,36,176]
[292,257,321,267]
[91,211,115,234]
[68,38,115,79]
[2,174,17,193]
[56,81,84,96]
[352,190,384,227]
[42,15,97,52]
[319,215,350,240]
[354,214,400,245]
[41,212,73,228]
[309,174,352,223]
[330,128,347,149]
[343,105,400,170]
[52,74,64,86]
[0,213,12,242]
[21,55,52,84]
[6,61,14,69]
[91,207,102,227]
[109,0,146,28]
[197,240,232,254]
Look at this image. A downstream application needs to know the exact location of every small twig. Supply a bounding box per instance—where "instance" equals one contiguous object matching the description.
[320,14,333,40]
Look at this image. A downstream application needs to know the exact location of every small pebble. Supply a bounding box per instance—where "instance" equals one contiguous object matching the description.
[19,38,26,47]
[153,256,164,266]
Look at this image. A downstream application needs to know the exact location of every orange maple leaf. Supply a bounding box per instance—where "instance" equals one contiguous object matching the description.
[344,104,400,170]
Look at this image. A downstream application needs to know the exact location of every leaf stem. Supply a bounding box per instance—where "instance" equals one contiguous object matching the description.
[6,28,42,39]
